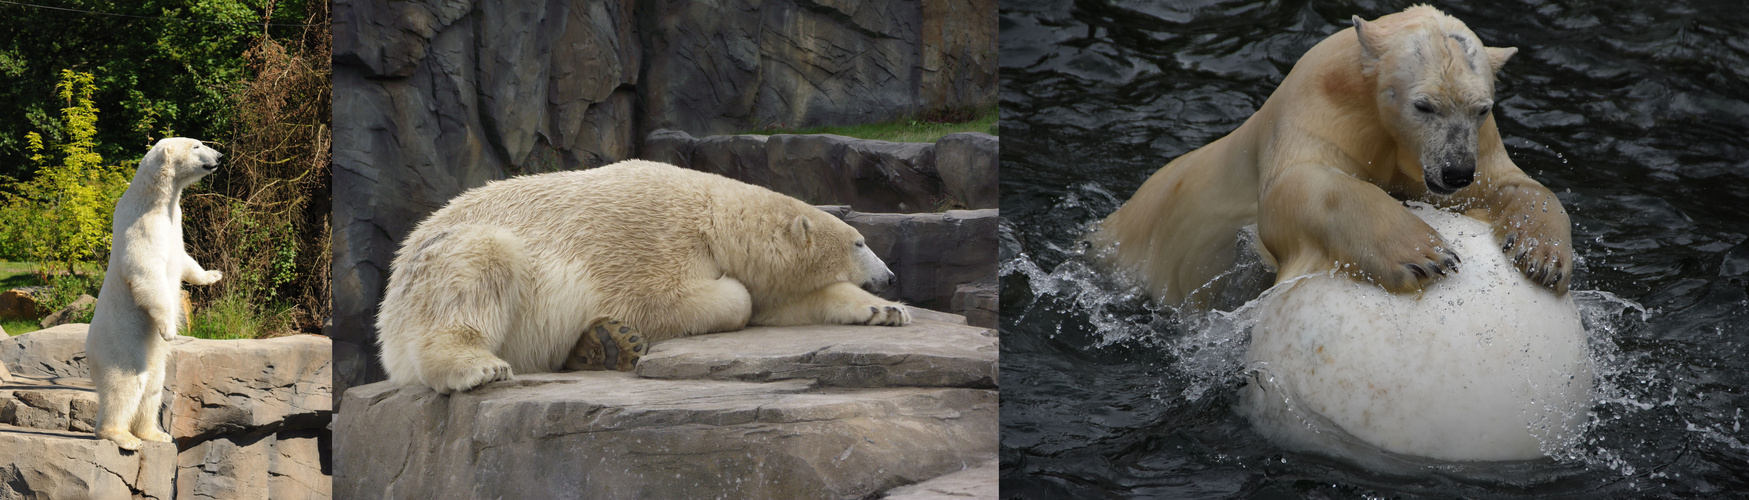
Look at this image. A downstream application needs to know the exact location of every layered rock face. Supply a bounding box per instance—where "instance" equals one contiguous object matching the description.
[332,0,997,400]
[644,130,998,212]
[0,325,332,499]
[335,309,996,499]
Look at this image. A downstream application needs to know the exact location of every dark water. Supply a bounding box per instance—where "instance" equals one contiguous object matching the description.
[998,0,1749,497]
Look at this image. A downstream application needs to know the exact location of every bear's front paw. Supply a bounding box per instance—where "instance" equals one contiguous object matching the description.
[1360,221,1462,293]
[1497,212,1573,294]
[159,327,178,342]
[861,304,912,326]
[430,355,513,394]
[196,270,223,285]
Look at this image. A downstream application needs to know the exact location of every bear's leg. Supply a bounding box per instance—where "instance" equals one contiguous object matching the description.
[755,281,910,327]
[1260,164,1461,292]
[129,361,172,444]
[381,225,524,393]
[94,368,147,451]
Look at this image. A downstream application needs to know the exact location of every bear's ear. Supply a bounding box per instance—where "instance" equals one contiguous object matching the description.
[1485,46,1517,74]
[789,215,813,245]
[1353,15,1385,66]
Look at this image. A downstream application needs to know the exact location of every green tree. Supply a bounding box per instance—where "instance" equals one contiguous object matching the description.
[1,69,131,276]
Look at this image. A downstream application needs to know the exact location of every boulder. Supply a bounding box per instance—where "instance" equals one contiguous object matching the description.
[951,281,998,329]
[39,294,95,329]
[934,132,999,209]
[0,288,42,320]
[335,312,997,499]
[0,325,333,499]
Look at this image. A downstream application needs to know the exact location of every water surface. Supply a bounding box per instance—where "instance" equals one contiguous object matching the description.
[999,0,1749,497]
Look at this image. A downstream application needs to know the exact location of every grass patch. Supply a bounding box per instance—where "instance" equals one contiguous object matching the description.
[186,291,296,340]
[744,105,997,143]
[2,318,39,336]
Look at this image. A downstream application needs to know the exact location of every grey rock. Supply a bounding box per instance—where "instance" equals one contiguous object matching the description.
[336,372,996,499]
[0,324,89,378]
[818,207,999,313]
[934,132,999,209]
[635,312,996,388]
[38,294,95,329]
[0,325,332,498]
[0,425,177,500]
[951,282,998,329]
[881,458,998,500]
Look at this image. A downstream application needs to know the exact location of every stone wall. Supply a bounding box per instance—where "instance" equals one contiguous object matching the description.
[332,0,997,401]
[0,326,332,499]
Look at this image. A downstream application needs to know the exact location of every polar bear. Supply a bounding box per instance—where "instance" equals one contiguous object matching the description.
[1091,6,1572,305]
[376,160,911,394]
[86,137,224,450]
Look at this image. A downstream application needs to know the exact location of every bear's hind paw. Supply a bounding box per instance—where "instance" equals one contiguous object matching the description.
[565,319,648,372]
[134,429,172,443]
[98,428,142,451]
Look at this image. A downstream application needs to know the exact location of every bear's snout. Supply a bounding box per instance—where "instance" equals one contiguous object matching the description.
[1441,162,1474,190]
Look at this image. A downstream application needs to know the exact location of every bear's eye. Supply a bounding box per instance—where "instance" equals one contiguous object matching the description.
[1413,101,1436,114]
[854,240,864,248]
[1477,105,1492,117]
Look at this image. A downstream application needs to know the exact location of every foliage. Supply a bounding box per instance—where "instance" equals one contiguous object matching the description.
[0,70,132,275]
[744,104,999,143]
[39,272,103,323]
[0,0,316,182]
[182,0,330,335]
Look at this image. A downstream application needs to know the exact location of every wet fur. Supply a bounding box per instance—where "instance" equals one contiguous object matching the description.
[1091,5,1572,304]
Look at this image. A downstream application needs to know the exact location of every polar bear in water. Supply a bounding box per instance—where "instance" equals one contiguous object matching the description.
[1239,205,1593,464]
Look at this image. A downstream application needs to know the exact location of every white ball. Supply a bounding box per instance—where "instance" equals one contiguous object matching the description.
[1239,205,1593,463]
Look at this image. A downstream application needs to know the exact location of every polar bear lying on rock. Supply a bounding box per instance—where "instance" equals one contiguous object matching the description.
[377,160,911,394]
[1091,5,1572,306]
[87,137,224,450]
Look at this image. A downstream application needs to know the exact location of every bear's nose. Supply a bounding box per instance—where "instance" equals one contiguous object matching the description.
[886,274,897,288]
[1442,160,1474,190]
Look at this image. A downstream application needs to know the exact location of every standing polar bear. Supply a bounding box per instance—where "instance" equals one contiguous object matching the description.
[1092,6,1573,304]
[87,137,224,450]
[377,160,911,394]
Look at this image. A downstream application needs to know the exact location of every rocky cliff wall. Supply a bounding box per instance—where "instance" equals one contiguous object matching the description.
[333,0,997,401]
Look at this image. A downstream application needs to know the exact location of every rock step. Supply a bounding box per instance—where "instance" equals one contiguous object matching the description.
[0,377,97,433]
[0,424,177,499]
[336,317,1000,499]
[881,459,998,499]
[636,316,997,388]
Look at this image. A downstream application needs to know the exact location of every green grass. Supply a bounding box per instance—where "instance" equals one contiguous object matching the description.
[743,105,998,143]
[2,318,40,336]
[186,291,295,340]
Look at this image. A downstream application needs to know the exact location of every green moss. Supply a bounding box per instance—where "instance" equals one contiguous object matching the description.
[742,105,998,143]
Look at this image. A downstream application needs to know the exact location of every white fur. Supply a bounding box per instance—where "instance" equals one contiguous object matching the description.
[86,137,223,451]
[377,160,910,394]
[1239,205,1593,463]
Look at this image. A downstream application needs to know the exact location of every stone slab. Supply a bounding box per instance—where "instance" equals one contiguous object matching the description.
[635,314,996,389]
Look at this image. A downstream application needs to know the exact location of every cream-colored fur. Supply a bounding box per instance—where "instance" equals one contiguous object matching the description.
[1091,6,1572,305]
[377,160,910,394]
[86,137,223,451]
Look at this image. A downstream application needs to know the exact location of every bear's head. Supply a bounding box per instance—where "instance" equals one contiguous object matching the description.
[1354,6,1515,196]
[141,137,222,190]
[780,208,897,295]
